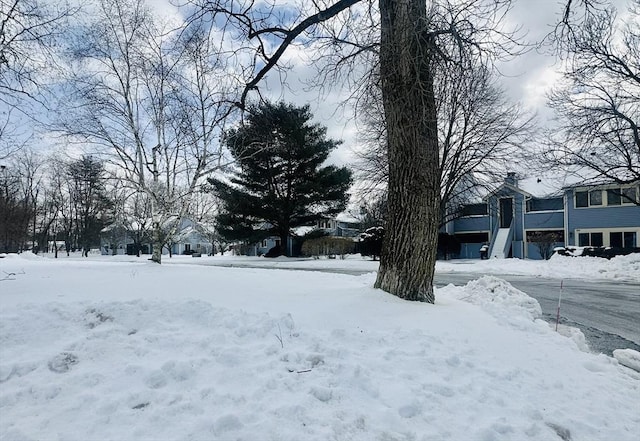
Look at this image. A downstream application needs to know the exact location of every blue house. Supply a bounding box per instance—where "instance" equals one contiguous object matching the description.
[446,173,640,259]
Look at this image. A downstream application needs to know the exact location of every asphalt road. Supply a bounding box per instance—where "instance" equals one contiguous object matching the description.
[434,273,640,356]
[188,260,639,356]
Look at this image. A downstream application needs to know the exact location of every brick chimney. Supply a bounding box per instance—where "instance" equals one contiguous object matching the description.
[505,172,518,187]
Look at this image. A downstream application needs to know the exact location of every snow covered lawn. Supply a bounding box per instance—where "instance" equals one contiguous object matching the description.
[1,254,639,441]
[158,251,640,283]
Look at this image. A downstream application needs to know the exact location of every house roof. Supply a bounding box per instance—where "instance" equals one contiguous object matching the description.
[484,172,588,200]
[483,183,534,200]
[518,177,565,199]
[292,225,315,236]
[335,212,361,224]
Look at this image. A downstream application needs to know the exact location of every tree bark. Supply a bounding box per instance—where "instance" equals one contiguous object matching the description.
[374,0,440,303]
[151,222,162,263]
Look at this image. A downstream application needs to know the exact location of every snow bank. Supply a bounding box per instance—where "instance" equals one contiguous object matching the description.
[548,252,640,282]
[1,255,639,440]
[441,275,542,322]
[555,324,590,353]
[437,252,640,282]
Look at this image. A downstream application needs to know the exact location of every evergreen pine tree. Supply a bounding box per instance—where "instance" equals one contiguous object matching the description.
[209,102,352,256]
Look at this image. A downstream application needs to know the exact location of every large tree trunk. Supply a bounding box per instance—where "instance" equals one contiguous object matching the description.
[151,222,162,263]
[280,231,289,257]
[375,0,440,303]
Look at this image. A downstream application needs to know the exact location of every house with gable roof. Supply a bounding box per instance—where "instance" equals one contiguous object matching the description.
[100,216,213,256]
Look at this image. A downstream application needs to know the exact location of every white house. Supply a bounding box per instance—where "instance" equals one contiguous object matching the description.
[100,217,214,256]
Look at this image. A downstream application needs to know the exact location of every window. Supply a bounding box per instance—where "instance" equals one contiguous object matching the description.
[576,186,637,207]
[526,230,564,242]
[622,187,638,205]
[607,189,622,205]
[613,231,638,248]
[461,203,488,216]
[578,233,589,246]
[526,197,563,212]
[589,190,602,206]
[610,232,623,248]
[454,232,489,243]
[184,244,191,252]
[575,191,588,207]
[261,239,267,248]
[624,232,637,248]
[578,232,603,247]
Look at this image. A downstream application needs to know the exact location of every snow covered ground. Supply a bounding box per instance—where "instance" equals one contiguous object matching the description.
[1,253,639,440]
[437,253,640,283]
[57,251,640,283]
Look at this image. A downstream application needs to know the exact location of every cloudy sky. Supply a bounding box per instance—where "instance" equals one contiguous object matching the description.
[3,0,631,170]
[147,0,630,167]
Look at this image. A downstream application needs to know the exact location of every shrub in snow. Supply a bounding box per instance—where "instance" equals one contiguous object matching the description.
[301,237,355,259]
[264,245,283,258]
[554,245,640,259]
[360,227,383,261]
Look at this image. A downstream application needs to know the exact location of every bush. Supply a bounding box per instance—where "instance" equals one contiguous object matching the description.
[528,231,562,260]
[360,226,383,261]
[264,245,283,258]
[301,237,355,258]
[555,246,640,259]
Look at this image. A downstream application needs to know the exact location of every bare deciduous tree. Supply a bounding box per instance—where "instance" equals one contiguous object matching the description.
[0,0,76,159]
[0,0,74,105]
[354,50,533,227]
[58,0,237,263]
[543,0,639,186]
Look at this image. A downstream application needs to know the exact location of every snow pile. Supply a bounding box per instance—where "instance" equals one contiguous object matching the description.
[613,349,640,372]
[441,275,542,323]
[547,252,640,282]
[555,324,590,353]
[1,254,639,440]
[437,252,640,282]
